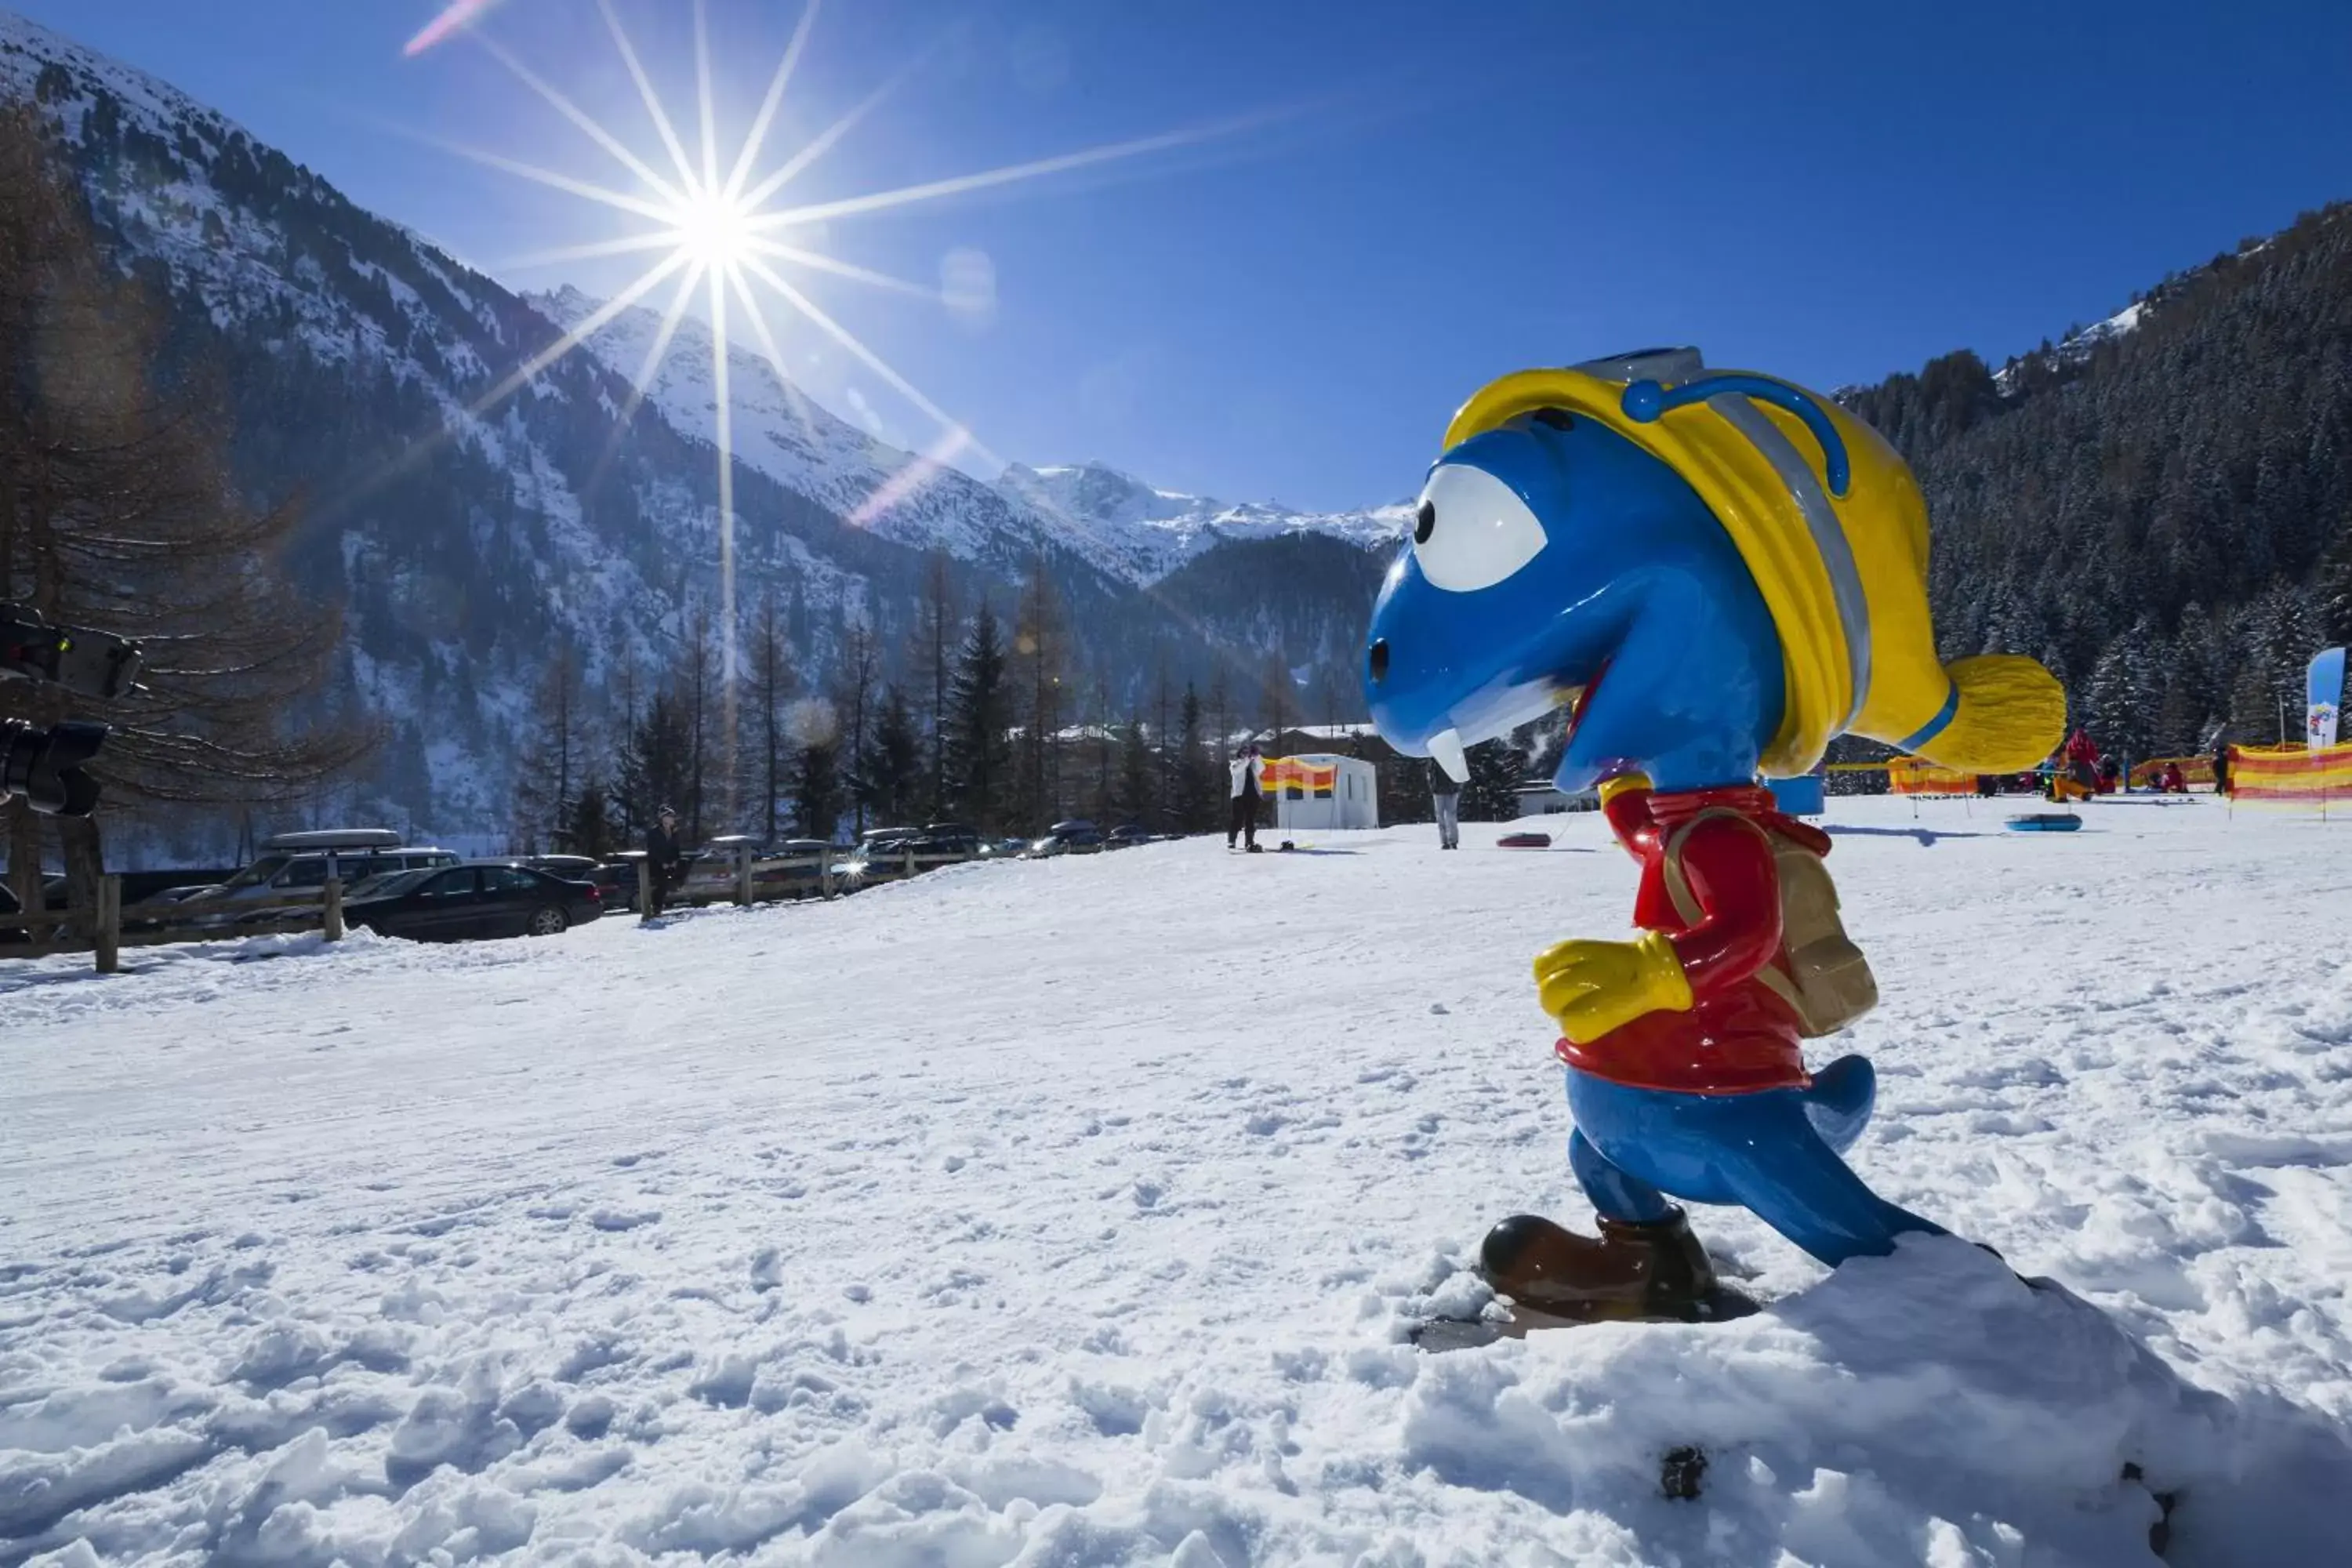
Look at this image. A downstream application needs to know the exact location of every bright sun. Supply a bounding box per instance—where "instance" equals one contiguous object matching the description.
[413,0,1265,807]
[668,184,756,270]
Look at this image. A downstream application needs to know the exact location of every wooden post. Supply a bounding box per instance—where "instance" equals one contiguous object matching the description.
[736,845,753,906]
[94,875,121,975]
[323,877,344,942]
[904,844,916,880]
[822,851,834,899]
[637,858,655,921]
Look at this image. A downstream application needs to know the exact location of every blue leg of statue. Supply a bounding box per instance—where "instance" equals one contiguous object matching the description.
[1566,1065,1943,1269]
[1569,1127,1675,1224]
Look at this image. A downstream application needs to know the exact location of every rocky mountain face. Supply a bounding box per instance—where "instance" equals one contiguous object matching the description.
[0,12,1404,839]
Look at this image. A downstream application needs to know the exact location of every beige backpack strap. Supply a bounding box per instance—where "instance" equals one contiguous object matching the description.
[1658,808,1803,1014]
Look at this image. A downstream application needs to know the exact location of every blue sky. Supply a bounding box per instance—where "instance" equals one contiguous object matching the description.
[16,1,2352,510]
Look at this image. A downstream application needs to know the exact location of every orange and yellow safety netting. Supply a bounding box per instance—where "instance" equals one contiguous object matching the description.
[1885,757,1979,795]
[1260,757,1338,794]
[2129,755,2215,789]
[2227,742,2352,804]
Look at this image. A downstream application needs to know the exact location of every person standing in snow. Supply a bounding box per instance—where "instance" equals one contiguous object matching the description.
[644,804,684,916]
[1430,759,1461,850]
[1227,745,1264,851]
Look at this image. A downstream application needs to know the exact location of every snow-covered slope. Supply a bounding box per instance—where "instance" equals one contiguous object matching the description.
[1993,298,2154,394]
[526,285,1413,587]
[5,793,2349,1563]
[521,285,1146,583]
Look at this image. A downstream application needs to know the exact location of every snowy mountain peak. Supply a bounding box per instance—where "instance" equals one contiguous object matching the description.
[525,285,1410,585]
[1,9,234,143]
[1993,298,2154,394]
[996,459,1410,581]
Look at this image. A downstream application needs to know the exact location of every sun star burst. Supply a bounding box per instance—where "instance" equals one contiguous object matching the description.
[412,0,1270,819]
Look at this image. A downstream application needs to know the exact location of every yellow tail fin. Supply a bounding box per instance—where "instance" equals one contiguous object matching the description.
[1913,655,2067,774]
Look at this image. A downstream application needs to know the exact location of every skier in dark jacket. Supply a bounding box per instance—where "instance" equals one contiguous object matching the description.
[644,805,684,916]
[1430,759,1462,849]
[1227,746,1264,851]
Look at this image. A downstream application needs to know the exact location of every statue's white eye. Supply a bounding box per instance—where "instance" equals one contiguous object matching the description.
[1410,463,1547,593]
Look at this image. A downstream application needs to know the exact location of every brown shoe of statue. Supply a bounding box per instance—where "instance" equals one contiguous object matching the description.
[1479,1208,1744,1323]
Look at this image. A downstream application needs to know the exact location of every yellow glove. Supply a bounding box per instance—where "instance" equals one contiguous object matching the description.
[1595,771,1651,808]
[1534,930,1694,1044]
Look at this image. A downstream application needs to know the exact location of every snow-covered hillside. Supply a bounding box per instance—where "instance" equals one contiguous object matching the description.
[5,794,2349,1563]
[520,285,1150,583]
[526,286,1413,587]
[1992,299,2154,394]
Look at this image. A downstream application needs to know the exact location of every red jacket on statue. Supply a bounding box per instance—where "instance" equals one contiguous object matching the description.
[1553,780,1822,1096]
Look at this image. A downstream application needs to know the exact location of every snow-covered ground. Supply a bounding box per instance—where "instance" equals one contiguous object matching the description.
[4,795,2350,1566]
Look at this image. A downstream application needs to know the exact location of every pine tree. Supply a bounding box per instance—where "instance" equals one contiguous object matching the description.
[789,695,843,841]
[1009,561,1069,832]
[2320,526,2352,648]
[866,684,922,828]
[615,687,694,839]
[1087,668,1114,822]
[1461,739,1520,822]
[748,591,795,843]
[681,602,716,843]
[511,639,584,852]
[944,601,1013,830]
[1111,713,1156,827]
[564,779,617,859]
[1152,653,1175,828]
[837,621,879,835]
[1207,664,1233,768]
[1258,651,1294,751]
[914,549,959,818]
[1172,683,1215,831]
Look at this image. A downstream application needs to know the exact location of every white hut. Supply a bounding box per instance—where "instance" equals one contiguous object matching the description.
[1266,753,1379,832]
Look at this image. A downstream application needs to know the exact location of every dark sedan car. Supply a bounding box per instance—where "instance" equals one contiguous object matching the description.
[345,862,601,942]
[1028,820,1103,857]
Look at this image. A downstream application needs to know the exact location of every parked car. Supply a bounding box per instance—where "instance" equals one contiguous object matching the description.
[344,861,601,942]
[588,858,641,912]
[524,854,601,880]
[916,822,989,858]
[759,839,843,897]
[1104,824,1154,851]
[677,836,761,899]
[1028,820,1103,857]
[183,829,459,923]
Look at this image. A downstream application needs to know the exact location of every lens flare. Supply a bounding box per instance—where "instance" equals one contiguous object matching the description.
[428,0,1278,818]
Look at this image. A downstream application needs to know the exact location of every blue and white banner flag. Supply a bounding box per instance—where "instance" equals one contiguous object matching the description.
[2310,646,2347,750]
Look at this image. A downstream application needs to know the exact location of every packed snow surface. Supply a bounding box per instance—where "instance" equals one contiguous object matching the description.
[4,796,2350,1565]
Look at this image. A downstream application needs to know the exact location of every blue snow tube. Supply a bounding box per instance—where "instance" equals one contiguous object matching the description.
[2005,812,2082,833]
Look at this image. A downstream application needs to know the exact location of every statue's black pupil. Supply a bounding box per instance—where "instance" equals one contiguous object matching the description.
[1414,500,1436,543]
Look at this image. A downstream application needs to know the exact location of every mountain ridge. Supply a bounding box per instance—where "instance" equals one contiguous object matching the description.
[0,9,1396,841]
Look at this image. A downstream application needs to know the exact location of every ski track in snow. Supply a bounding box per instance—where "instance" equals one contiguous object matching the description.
[2,797,2349,1565]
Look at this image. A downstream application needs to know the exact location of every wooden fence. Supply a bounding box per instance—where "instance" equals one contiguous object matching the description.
[0,879,344,975]
[2,842,1004,972]
[643,843,989,918]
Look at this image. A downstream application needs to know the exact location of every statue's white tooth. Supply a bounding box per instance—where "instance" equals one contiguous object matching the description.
[1428,728,1468,784]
